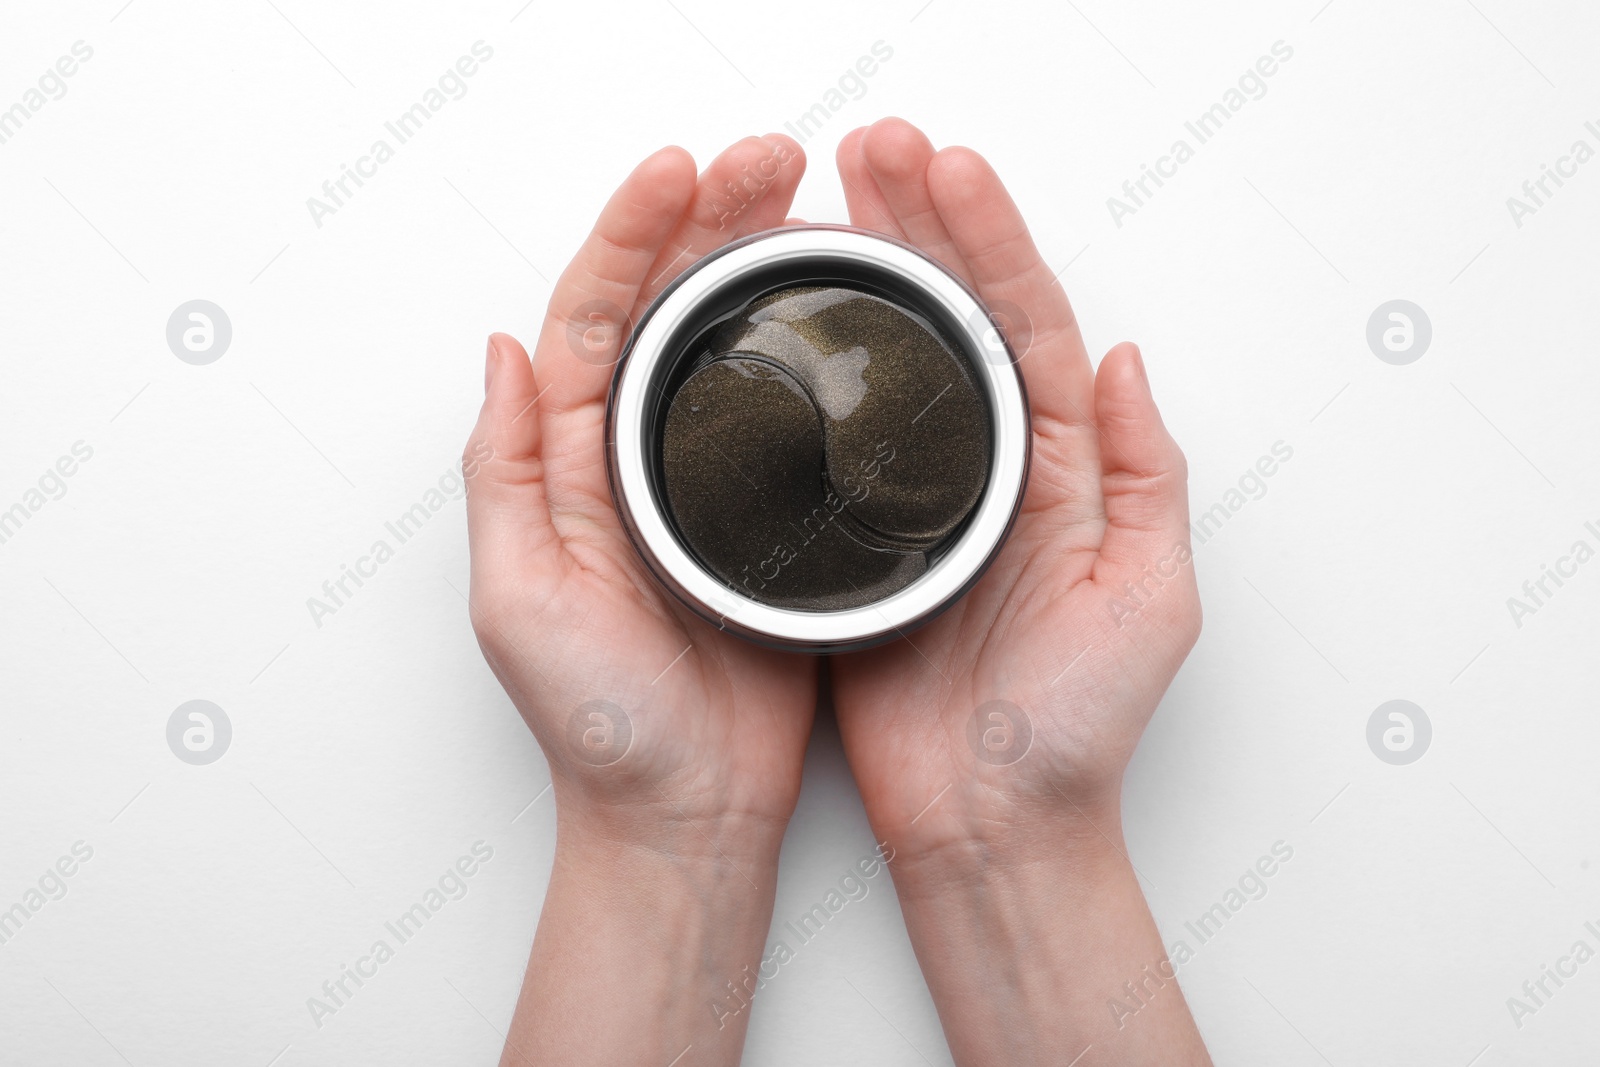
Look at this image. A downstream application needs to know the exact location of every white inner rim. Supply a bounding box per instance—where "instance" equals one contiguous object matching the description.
[613,229,1027,645]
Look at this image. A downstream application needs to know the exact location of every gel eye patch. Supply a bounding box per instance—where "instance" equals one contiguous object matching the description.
[660,285,991,610]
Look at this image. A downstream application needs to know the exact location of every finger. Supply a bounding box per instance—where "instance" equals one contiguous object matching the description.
[466,332,563,582]
[535,137,805,534]
[861,117,972,282]
[835,126,904,238]
[784,216,807,226]
[533,146,698,418]
[1091,343,1192,575]
[635,135,807,308]
[727,133,807,236]
[925,146,1096,432]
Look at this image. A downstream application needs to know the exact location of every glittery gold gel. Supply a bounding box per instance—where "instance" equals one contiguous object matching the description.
[661,286,990,610]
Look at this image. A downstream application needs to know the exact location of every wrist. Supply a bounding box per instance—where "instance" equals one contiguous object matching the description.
[885,798,1130,904]
[554,796,789,880]
[861,767,1126,894]
[869,802,1209,1067]
[537,705,806,849]
[507,797,788,1066]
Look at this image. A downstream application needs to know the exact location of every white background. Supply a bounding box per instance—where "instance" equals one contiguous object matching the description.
[2,0,1597,1064]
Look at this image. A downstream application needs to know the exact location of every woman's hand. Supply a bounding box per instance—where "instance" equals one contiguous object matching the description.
[828,118,1211,1066]
[466,134,815,840]
[464,135,814,1067]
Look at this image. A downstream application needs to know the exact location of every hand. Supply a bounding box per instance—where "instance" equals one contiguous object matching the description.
[830,117,1200,861]
[465,135,815,1067]
[827,118,1209,1066]
[465,133,815,840]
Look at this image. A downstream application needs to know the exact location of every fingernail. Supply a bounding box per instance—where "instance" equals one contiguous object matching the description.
[484,335,499,393]
[1128,344,1149,390]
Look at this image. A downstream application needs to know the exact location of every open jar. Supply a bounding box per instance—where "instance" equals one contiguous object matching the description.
[605,225,1030,652]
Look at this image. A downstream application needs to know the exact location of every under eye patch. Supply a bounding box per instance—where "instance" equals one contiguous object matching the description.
[660,286,991,610]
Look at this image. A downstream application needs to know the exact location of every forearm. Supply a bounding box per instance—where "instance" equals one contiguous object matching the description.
[886,812,1211,1067]
[501,808,786,1067]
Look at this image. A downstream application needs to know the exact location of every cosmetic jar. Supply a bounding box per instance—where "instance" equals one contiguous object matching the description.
[605,225,1030,652]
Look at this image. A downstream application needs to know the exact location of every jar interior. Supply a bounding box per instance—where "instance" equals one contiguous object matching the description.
[641,255,998,612]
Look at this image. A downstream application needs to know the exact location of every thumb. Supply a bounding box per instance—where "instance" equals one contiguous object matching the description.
[465,333,562,583]
[1092,343,1195,590]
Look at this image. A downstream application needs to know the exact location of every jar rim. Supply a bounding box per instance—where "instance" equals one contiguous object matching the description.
[606,225,1031,652]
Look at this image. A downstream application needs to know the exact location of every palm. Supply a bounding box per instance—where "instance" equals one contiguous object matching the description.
[466,135,817,826]
[515,418,814,820]
[826,120,1200,843]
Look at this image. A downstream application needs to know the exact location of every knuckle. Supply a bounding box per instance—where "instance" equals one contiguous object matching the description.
[1170,588,1203,649]
[468,586,515,648]
[462,435,491,473]
[1169,442,1190,484]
